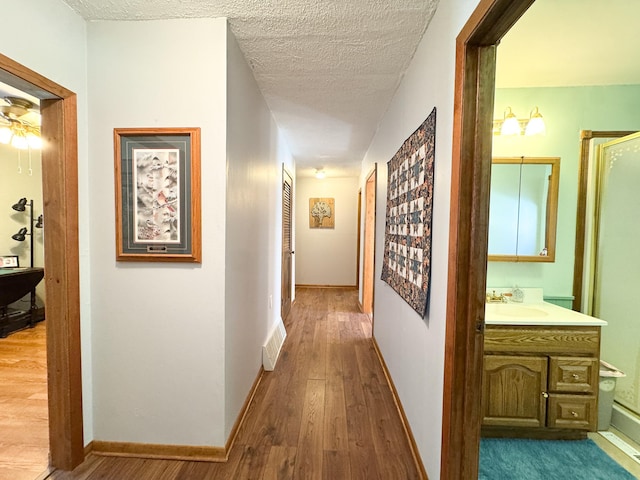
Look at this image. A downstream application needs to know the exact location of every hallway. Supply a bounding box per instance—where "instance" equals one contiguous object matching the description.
[49,287,422,479]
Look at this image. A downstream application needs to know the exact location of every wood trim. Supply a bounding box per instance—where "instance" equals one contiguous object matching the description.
[92,367,265,463]
[224,367,265,453]
[91,442,227,463]
[295,284,357,289]
[0,53,84,471]
[372,338,428,480]
[356,189,361,290]
[442,1,535,479]
[41,95,84,470]
[362,165,377,318]
[572,130,635,312]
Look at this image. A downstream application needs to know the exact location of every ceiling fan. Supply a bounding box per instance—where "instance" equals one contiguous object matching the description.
[0,96,42,149]
[0,96,40,124]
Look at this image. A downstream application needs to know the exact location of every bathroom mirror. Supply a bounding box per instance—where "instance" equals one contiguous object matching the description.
[487,156,560,262]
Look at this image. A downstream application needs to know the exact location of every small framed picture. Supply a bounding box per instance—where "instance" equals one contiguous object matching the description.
[114,128,201,262]
[0,255,19,268]
[309,197,335,228]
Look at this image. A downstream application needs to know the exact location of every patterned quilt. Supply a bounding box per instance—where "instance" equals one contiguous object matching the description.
[381,108,436,317]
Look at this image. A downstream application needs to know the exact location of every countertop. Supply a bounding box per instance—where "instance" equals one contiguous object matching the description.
[484,300,607,326]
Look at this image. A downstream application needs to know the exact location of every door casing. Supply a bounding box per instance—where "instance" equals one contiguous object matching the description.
[441,1,535,478]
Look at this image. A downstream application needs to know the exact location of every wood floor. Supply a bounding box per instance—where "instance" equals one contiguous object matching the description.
[48,287,422,479]
[0,322,50,480]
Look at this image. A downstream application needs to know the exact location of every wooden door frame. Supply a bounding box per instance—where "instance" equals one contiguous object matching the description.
[0,54,83,470]
[281,166,294,319]
[362,165,377,318]
[441,1,535,478]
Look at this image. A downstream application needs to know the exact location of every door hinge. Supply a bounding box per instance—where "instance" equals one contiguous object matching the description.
[475,318,485,333]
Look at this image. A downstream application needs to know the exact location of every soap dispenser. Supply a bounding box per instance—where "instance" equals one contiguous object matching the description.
[512,285,524,303]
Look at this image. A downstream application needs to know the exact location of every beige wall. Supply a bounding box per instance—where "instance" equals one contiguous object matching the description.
[295,176,359,286]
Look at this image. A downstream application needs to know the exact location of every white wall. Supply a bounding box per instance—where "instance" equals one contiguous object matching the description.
[359,0,480,477]
[295,176,359,286]
[87,18,228,446]
[1,0,93,441]
[225,25,295,436]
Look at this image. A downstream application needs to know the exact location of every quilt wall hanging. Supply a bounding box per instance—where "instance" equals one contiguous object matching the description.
[381,107,436,317]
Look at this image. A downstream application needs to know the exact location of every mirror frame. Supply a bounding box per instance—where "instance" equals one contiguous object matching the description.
[488,156,560,262]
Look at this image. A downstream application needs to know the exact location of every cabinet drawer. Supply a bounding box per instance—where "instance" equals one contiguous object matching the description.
[547,394,597,430]
[548,356,598,393]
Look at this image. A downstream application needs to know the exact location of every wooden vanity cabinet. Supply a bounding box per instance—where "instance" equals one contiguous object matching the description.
[482,325,600,438]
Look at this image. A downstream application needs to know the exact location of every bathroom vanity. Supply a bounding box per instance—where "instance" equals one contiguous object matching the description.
[482,293,607,439]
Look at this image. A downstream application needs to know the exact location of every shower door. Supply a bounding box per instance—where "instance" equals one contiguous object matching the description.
[594,131,640,417]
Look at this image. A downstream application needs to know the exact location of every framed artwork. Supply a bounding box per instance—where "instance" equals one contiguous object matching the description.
[381,107,436,317]
[0,255,19,268]
[309,197,335,228]
[114,127,201,262]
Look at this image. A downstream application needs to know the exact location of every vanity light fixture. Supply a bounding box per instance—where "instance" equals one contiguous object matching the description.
[315,169,326,179]
[493,106,547,136]
[500,107,521,135]
[524,106,546,136]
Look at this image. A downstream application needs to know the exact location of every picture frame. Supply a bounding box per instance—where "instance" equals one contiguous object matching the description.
[114,127,201,262]
[0,255,19,268]
[309,197,335,228]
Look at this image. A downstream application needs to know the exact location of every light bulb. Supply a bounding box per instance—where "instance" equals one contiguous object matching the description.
[11,133,28,150]
[500,108,521,136]
[27,132,42,149]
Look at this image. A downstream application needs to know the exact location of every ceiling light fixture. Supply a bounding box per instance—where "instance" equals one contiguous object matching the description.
[0,97,42,150]
[494,106,546,137]
[315,169,326,179]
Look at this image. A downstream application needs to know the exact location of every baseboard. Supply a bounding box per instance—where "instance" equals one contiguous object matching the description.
[357,300,364,313]
[225,366,265,453]
[371,337,428,479]
[91,441,226,462]
[91,367,265,463]
[295,284,357,289]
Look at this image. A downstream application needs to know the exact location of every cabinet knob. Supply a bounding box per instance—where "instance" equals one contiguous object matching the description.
[572,373,579,379]
[542,392,549,398]
[571,411,578,417]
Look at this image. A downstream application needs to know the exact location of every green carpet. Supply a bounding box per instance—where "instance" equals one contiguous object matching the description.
[479,438,636,479]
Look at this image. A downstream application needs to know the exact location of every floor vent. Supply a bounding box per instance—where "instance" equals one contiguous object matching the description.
[262,318,286,371]
[600,431,640,465]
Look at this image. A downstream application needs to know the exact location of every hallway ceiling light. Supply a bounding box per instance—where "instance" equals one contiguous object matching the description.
[315,169,326,179]
[493,106,546,137]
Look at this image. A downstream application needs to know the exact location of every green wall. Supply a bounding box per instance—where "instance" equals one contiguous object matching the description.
[488,84,640,298]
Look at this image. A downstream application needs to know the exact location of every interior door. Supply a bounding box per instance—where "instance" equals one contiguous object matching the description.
[281,168,293,319]
[362,166,376,316]
[593,131,640,418]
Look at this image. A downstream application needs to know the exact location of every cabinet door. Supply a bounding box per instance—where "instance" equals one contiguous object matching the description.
[483,355,548,428]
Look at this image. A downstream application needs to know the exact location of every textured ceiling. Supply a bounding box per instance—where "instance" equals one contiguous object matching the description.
[59,0,439,177]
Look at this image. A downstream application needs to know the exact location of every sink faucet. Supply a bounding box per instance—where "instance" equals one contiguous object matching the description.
[486,290,507,303]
